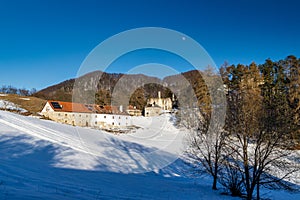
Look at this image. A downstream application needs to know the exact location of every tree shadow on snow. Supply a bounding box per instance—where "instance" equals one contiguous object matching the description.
[0,132,198,200]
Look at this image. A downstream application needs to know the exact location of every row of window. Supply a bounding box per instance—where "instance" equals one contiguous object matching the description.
[57,113,128,120]
[58,113,88,118]
[61,120,128,126]
[94,121,128,126]
[95,115,128,120]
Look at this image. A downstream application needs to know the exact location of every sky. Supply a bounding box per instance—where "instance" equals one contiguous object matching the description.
[0,0,299,90]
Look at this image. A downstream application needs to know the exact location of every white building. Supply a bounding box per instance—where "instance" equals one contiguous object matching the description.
[144,105,162,117]
[126,105,142,116]
[147,91,172,111]
[41,101,131,129]
[90,113,131,128]
[144,91,173,117]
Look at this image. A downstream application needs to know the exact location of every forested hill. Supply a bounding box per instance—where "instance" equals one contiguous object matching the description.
[33,68,217,111]
[33,56,300,118]
[33,70,178,109]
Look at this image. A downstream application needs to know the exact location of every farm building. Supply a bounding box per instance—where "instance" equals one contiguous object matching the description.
[144,105,162,117]
[126,105,142,116]
[146,91,172,111]
[144,91,173,117]
[41,101,131,129]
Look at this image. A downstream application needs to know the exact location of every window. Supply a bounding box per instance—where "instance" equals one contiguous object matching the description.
[95,121,97,125]
[104,116,106,119]
[112,122,114,125]
[95,115,97,118]
[119,116,121,119]
[118,123,120,126]
[65,120,67,123]
[112,116,115,119]
[79,114,81,117]
[65,114,68,117]
[58,113,61,116]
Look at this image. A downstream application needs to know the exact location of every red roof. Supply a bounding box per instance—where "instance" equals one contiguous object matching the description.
[47,101,126,114]
[127,105,141,110]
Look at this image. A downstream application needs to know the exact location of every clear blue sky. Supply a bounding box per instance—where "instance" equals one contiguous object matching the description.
[0,0,299,90]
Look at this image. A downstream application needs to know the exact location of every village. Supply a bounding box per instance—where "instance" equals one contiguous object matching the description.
[41,91,175,132]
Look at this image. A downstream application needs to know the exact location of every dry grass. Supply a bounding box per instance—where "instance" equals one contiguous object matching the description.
[0,94,47,115]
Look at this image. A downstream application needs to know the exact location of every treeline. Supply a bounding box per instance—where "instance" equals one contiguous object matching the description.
[221,55,300,143]
[0,85,37,96]
[34,71,173,110]
[186,55,300,200]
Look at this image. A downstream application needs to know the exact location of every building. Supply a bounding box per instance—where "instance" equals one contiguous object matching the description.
[126,105,142,116]
[41,101,131,129]
[144,91,173,117]
[144,105,162,117]
[146,91,172,111]
[91,105,131,128]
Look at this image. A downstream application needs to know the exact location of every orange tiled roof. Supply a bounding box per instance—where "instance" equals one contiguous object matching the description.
[48,101,97,113]
[127,105,141,110]
[47,101,126,114]
[127,105,134,110]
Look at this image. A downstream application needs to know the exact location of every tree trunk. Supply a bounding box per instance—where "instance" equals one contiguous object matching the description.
[247,192,253,200]
[256,178,260,200]
[212,175,217,190]
[212,158,218,190]
[243,137,251,199]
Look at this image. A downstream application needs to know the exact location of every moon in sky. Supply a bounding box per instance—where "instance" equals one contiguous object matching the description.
[182,36,186,41]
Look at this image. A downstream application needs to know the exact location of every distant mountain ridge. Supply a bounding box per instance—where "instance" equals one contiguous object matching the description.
[33,70,209,110]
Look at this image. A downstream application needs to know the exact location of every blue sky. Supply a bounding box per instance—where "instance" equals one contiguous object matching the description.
[0,0,299,90]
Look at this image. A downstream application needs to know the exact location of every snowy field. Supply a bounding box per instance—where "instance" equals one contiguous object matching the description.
[0,110,299,199]
[0,100,27,113]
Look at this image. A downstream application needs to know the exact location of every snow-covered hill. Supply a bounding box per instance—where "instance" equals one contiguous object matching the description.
[0,100,27,113]
[0,110,298,199]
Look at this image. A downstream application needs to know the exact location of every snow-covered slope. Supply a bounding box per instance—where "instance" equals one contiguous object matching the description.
[0,100,27,113]
[0,110,299,199]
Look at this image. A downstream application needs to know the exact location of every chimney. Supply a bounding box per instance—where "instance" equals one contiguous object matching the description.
[172,93,175,101]
[119,105,123,113]
[158,91,161,99]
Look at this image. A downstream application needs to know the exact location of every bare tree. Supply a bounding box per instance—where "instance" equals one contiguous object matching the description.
[184,68,227,190]
[224,89,299,199]
[186,110,227,190]
[18,88,30,96]
[222,62,299,199]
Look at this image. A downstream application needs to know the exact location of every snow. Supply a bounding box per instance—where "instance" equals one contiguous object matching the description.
[19,97,30,101]
[0,100,27,113]
[0,110,299,199]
